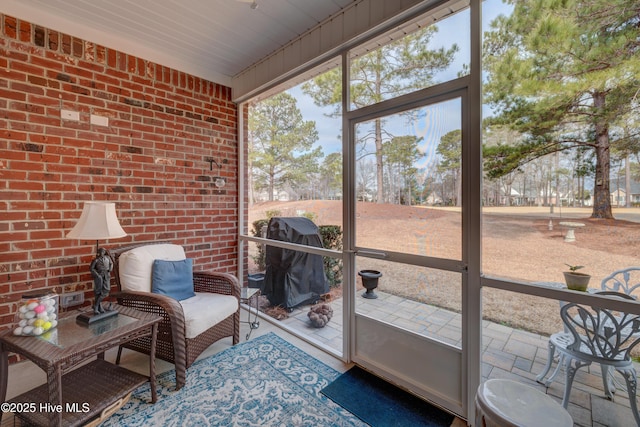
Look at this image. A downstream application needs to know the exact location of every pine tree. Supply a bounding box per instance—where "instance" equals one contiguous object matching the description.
[303,26,458,203]
[249,93,321,201]
[483,0,640,218]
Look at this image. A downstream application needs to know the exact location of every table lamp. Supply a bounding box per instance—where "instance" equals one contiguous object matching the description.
[67,201,127,324]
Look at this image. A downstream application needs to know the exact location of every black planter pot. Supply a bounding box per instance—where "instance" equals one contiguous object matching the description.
[358,269,382,299]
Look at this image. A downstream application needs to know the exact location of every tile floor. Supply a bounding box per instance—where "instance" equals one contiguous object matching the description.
[278,290,640,427]
[3,296,639,426]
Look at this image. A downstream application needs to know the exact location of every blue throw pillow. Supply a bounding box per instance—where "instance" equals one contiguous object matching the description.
[151,259,196,301]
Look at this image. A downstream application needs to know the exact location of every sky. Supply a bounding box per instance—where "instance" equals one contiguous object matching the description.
[284,0,514,167]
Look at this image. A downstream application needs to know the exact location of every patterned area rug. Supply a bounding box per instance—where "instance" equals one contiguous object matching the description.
[102,332,367,426]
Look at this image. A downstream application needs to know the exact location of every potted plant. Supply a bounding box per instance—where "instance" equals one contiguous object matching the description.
[563,264,591,291]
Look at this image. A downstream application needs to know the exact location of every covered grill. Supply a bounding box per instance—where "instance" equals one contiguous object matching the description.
[263,217,329,309]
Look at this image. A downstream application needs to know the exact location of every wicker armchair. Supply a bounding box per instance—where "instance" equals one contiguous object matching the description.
[111,242,240,390]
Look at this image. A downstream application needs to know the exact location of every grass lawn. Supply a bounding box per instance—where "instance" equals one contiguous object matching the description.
[248,201,640,337]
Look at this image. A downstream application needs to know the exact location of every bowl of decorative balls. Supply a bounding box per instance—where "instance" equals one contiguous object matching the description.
[13,291,59,336]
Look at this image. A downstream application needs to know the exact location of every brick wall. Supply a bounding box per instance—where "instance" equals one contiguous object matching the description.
[0,14,239,330]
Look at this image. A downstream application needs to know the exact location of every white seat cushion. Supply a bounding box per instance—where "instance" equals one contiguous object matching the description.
[180,292,239,339]
[118,243,238,339]
[119,244,186,292]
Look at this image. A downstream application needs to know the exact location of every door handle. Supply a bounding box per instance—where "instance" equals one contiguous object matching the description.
[356,249,387,259]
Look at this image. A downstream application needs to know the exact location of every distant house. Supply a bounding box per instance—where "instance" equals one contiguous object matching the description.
[254,189,291,202]
[276,190,290,201]
[425,192,442,205]
[498,186,544,206]
[610,179,640,207]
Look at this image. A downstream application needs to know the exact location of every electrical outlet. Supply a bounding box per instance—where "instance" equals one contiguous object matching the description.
[60,291,84,308]
[90,114,109,126]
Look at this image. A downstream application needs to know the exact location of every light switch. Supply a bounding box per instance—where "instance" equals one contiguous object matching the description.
[61,109,80,121]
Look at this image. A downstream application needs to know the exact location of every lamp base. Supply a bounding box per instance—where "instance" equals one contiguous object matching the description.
[76,309,118,325]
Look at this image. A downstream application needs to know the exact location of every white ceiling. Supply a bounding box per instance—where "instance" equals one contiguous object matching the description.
[1,0,354,87]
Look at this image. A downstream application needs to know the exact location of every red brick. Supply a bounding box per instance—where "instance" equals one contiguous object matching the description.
[18,21,31,43]
[63,64,93,80]
[2,111,27,124]
[0,12,238,345]
[11,81,45,95]
[47,30,59,51]
[95,45,106,64]
[32,56,63,72]
[4,16,17,39]
[6,45,28,62]
[72,37,83,58]
[61,33,71,55]
[26,94,61,109]
[1,129,28,141]
[0,88,26,102]
[27,115,57,127]
[83,41,94,61]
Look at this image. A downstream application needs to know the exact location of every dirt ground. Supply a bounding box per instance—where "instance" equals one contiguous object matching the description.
[249,200,640,336]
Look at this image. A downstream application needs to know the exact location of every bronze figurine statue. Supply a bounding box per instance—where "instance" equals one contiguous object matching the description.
[90,247,113,314]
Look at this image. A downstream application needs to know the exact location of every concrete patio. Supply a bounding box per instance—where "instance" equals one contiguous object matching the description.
[272,290,640,427]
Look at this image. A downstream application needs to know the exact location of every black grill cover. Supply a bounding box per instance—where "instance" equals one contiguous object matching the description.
[263,217,329,309]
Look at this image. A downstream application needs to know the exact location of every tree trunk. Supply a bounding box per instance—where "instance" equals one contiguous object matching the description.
[455,167,462,207]
[268,166,275,201]
[504,178,511,206]
[554,152,560,208]
[591,91,613,219]
[626,153,632,208]
[374,50,384,204]
[375,118,384,203]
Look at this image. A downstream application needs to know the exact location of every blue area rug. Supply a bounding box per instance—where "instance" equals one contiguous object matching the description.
[102,332,367,426]
[321,366,455,427]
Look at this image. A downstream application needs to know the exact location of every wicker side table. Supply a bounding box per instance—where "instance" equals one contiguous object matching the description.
[0,305,160,427]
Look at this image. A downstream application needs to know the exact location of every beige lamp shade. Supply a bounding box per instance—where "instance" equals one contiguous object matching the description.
[67,202,127,240]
